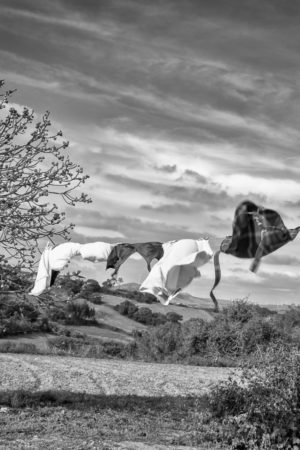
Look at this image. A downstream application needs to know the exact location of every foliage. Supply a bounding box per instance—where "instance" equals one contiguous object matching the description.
[80,278,102,298]
[0,294,50,336]
[208,344,300,449]
[131,301,294,365]
[48,299,95,325]
[0,261,34,291]
[0,80,91,269]
[115,300,182,326]
[102,275,123,289]
[55,271,85,296]
[47,335,128,359]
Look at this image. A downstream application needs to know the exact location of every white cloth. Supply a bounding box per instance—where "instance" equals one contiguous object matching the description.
[48,242,82,271]
[80,242,115,262]
[30,242,53,296]
[140,238,213,305]
[30,241,115,296]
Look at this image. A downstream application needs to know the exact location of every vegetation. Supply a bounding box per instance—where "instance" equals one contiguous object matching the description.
[0,80,90,271]
[115,299,182,326]
[208,344,300,449]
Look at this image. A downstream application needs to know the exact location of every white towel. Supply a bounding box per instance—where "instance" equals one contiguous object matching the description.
[49,242,82,271]
[30,243,53,296]
[140,238,213,305]
[80,242,115,262]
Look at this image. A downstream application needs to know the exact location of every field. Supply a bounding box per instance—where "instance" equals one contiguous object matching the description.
[0,286,235,449]
[1,282,299,449]
[0,354,233,449]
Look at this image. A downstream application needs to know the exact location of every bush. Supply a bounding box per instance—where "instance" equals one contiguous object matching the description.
[47,299,95,325]
[0,263,34,291]
[65,300,95,324]
[55,271,84,295]
[208,344,300,449]
[133,322,183,362]
[80,279,102,298]
[0,294,49,337]
[166,311,183,323]
[132,307,153,325]
[87,292,103,305]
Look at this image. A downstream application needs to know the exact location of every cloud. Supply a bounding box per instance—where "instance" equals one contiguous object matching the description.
[155,164,177,173]
[69,207,219,244]
[263,254,300,266]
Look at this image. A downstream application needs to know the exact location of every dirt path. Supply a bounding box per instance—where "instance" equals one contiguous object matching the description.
[0,353,234,397]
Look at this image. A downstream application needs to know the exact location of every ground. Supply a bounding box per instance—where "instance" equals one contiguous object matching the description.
[0,354,233,449]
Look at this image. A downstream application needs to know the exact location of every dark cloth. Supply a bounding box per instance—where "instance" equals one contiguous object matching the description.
[106,242,164,275]
[50,270,60,286]
[134,242,164,272]
[210,200,300,310]
[106,244,136,275]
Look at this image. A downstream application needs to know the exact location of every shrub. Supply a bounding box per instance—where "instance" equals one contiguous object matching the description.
[133,322,183,362]
[55,271,84,295]
[65,300,95,324]
[208,344,300,449]
[80,279,102,298]
[0,263,34,291]
[87,292,103,305]
[133,307,153,325]
[166,311,183,323]
[0,294,48,337]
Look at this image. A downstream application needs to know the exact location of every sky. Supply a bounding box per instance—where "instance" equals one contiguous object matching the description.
[1,0,300,305]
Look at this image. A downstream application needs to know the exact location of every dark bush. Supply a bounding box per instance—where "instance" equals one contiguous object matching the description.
[0,294,46,337]
[151,312,167,326]
[80,279,102,298]
[0,262,34,292]
[133,322,183,362]
[208,344,300,449]
[133,307,153,325]
[55,271,84,295]
[87,292,103,305]
[166,311,183,323]
[65,300,95,324]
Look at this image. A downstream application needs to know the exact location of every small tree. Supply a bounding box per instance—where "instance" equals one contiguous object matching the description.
[0,81,91,268]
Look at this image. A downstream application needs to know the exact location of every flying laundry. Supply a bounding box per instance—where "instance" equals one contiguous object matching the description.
[30,241,115,296]
[210,200,300,311]
[140,238,213,305]
[106,242,164,275]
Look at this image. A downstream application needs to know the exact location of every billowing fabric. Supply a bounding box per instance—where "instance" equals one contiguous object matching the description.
[106,242,164,275]
[140,238,213,305]
[30,242,53,296]
[106,243,136,275]
[134,242,164,272]
[31,241,114,296]
[49,242,82,271]
[210,200,300,310]
[80,242,115,262]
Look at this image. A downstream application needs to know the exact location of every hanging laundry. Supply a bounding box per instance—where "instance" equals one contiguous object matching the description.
[48,242,82,271]
[140,238,213,305]
[30,241,115,296]
[133,242,164,272]
[210,200,300,311]
[106,242,164,275]
[106,243,136,275]
[30,242,53,296]
[80,242,115,262]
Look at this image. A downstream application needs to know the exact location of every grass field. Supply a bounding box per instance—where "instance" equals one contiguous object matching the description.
[0,353,233,449]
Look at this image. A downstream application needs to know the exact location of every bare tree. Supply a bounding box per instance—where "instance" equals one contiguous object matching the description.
[0,80,91,269]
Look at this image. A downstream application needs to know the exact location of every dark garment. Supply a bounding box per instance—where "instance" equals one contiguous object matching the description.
[106,243,136,276]
[106,242,164,276]
[134,242,164,272]
[50,270,60,286]
[210,200,300,311]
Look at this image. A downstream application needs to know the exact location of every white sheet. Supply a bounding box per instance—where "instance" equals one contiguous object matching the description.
[140,238,213,305]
